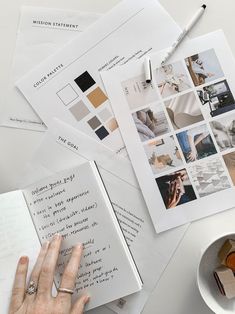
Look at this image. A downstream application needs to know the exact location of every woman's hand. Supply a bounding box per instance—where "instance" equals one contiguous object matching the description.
[167,180,183,208]
[187,135,198,162]
[187,148,197,162]
[9,234,90,314]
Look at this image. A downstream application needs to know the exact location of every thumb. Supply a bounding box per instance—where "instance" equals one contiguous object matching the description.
[71,294,90,314]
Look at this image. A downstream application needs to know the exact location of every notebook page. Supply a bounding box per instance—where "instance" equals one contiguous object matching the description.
[20,118,188,314]
[0,190,40,314]
[22,162,141,311]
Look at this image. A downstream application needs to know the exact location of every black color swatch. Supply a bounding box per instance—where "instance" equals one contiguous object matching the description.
[95,126,109,140]
[74,71,96,92]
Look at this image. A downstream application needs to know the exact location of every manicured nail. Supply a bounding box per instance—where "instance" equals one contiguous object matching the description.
[19,256,28,264]
[75,243,83,250]
[53,233,61,241]
[83,295,90,304]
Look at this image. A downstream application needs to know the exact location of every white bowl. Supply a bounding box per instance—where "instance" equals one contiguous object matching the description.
[197,233,235,314]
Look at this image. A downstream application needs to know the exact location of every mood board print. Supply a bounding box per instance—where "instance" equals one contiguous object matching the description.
[185,49,224,87]
[164,91,204,130]
[155,168,197,209]
[189,157,231,197]
[223,152,235,186]
[143,135,183,175]
[121,73,158,110]
[210,113,235,152]
[197,80,235,119]
[155,61,192,99]
[176,124,217,163]
[132,103,170,142]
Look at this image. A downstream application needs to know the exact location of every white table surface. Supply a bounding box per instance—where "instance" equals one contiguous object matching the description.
[1,1,235,313]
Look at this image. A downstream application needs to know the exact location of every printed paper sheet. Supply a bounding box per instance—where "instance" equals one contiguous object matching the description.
[21,118,188,314]
[1,6,100,131]
[16,0,181,154]
[101,30,235,232]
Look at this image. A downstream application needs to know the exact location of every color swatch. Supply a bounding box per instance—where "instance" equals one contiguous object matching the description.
[87,116,101,130]
[87,87,108,108]
[74,71,96,92]
[69,100,90,121]
[57,84,78,105]
[106,118,118,132]
[98,107,112,122]
[95,126,109,140]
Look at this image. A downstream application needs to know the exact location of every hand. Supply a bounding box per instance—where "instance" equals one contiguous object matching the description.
[9,234,90,314]
[187,148,198,162]
[167,180,183,208]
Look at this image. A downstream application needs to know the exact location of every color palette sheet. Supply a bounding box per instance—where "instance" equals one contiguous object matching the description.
[1,6,101,131]
[16,0,182,155]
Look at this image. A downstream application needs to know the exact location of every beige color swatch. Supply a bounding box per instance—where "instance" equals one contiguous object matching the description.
[87,87,108,108]
[106,118,118,132]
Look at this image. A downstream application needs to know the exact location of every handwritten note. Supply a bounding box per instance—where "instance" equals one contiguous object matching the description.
[23,161,141,310]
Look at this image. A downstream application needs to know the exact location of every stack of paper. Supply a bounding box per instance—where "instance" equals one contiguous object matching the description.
[0,1,189,313]
[4,0,235,313]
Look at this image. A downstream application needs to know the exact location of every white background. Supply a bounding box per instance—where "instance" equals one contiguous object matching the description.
[1,0,235,313]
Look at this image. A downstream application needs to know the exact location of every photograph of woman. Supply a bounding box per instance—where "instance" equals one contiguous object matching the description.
[185,49,224,86]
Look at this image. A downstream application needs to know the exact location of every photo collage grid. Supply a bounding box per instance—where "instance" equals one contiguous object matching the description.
[56,71,118,141]
[121,49,235,210]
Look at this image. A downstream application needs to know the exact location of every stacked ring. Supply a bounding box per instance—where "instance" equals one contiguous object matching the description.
[26,280,37,295]
[57,287,74,295]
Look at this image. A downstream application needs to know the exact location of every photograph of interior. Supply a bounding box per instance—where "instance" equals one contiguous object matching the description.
[197,80,235,117]
[143,135,183,175]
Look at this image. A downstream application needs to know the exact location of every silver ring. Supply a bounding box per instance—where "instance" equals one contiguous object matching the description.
[58,287,74,295]
[26,280,37,295]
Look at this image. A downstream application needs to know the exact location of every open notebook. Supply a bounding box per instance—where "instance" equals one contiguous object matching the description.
[0,161,142,311]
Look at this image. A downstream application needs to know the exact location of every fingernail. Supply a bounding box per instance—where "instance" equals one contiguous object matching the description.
[53,233,61,241]
[75,243,83,250]
[19,256,28,264]
[83,295,90,304]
